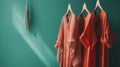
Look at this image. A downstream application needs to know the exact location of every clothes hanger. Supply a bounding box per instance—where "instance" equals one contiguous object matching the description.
[25,0,30,30]
[94,0,103,10]
[81,2,90,14]
[66,4,73,14]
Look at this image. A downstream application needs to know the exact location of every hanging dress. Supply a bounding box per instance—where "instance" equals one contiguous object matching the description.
[77,14,85,67]
[97,10,115,67]
[92,10,101,67]
[55,12,82,67]
[79,13,97,67]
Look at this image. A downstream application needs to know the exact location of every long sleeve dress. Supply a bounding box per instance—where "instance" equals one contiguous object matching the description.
[55,12,82,67]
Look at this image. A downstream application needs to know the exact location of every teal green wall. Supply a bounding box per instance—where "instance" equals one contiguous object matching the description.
[0,0,119,67]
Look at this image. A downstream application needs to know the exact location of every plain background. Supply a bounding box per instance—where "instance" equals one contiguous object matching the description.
[0,0,120,67]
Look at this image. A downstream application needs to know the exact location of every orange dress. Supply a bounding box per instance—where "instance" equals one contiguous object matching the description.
[93,10,101,67]
[79,13,97,67]
[98,10,115,67]
[55,12,82,67]
[77,14,84,67]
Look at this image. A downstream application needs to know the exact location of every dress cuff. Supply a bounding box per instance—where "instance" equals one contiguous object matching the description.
[54,41,62,49]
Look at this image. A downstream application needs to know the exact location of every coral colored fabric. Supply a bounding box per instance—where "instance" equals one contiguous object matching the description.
[79,13,97,67]
[93,10,115,67]
[98,10,115,67]
[55,12,82,67]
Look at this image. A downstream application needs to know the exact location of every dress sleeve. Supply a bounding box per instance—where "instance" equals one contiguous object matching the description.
[54,19,64,49]
[100,15,115,48]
